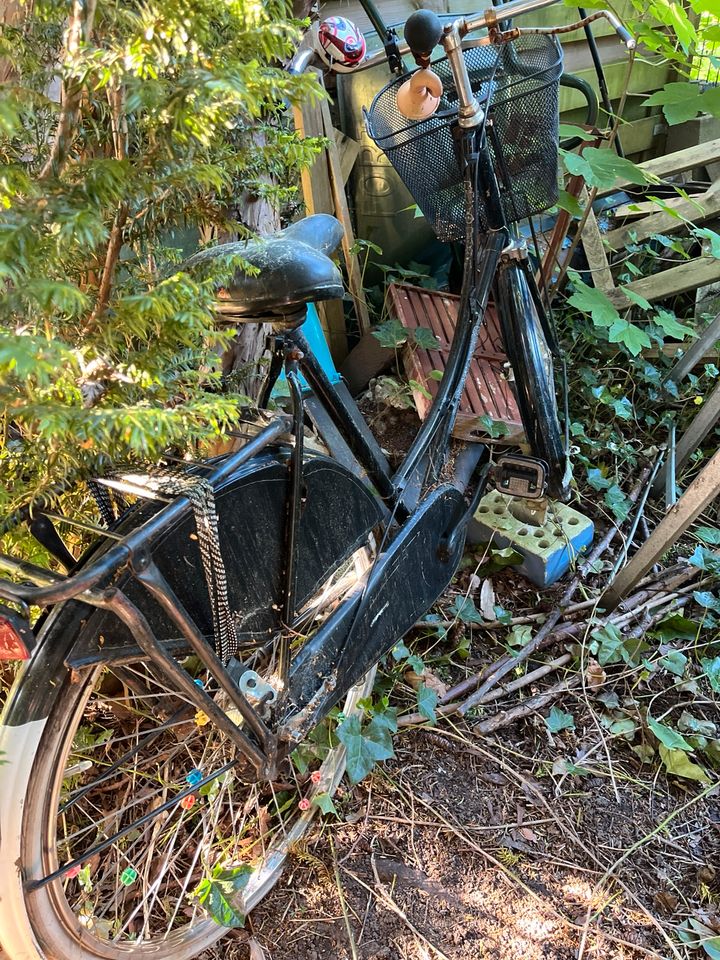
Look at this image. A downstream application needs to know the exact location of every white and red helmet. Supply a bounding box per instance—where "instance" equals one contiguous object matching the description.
[315,16,366,72]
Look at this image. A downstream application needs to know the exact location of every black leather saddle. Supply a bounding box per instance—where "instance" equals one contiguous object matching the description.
[184,214,345,323]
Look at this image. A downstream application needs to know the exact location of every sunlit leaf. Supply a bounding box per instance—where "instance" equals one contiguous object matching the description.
[659,745,709,782]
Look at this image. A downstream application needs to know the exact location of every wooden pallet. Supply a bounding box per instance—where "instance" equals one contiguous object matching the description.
[576,137,720,306]
[387,283,524,443]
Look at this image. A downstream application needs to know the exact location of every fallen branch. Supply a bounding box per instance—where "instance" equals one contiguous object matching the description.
[472,676,580,734]
[398,654,572,727]
[457,470,652,714]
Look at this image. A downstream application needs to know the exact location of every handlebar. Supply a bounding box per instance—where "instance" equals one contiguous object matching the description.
[405,0,635,54]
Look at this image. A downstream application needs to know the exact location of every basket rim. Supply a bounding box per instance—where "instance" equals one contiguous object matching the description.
[367,74,561,150]
[366,36,563,147]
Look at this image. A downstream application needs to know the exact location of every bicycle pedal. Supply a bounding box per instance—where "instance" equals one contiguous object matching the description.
[493,455,547,499]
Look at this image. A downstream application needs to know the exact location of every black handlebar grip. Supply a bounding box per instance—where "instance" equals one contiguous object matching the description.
[404,9,444,62]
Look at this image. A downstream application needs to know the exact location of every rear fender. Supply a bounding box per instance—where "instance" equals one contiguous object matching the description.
[1,452,382,731]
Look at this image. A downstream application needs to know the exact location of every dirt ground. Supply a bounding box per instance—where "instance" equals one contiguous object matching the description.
[206,654,720,960]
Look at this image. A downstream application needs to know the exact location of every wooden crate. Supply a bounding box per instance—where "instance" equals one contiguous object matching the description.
[387,283,524,443]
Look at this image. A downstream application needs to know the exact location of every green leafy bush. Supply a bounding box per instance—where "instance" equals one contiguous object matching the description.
[0,0,320,518]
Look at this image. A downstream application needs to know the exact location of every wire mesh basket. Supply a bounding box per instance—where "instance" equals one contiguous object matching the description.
[366,34,563,242]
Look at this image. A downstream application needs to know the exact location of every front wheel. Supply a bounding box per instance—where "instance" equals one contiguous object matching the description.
[9,526,376,960]
[495,262,569,500]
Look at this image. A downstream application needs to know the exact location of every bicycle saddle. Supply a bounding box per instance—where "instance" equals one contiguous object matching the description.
[185,214,345,322]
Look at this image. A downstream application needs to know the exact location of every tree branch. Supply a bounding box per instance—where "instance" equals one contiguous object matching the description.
[39,0,97,180]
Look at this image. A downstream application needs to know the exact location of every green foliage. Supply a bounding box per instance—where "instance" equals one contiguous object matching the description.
[371,319,438,351]
[561,147,651,191]
[0,0,321,518]
[193,863,251,928]
[336,703,398,784]
[545,706,575,733]
[415,682,437,724]
[311,792,338,816]
[448,594,484,625]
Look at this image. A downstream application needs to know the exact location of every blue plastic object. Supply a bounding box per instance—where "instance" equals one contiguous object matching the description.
[186,768,203,787]
[468,491,594,588]
[273,304,341,397]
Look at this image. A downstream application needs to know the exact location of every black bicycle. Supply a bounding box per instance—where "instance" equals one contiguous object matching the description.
[0,1,633,957]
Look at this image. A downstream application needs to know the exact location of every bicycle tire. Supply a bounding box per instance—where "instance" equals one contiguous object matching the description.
[495,262,569,500]
[0,463,378,960]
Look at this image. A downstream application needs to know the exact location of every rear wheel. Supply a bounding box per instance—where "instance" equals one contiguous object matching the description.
[20,546,374,960]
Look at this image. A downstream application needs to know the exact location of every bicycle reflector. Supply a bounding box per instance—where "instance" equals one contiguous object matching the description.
[0,604,35,660]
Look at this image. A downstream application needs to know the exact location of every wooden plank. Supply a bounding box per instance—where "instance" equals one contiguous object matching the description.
[596,137,720,198]
[292,83,347,356]
[606,181,720,251]
[579,187,615,292]
[662,312,720,384]
[606,258,720,309]
[651,377,720,497]
[603,446,720,610]
[319,93,372,337]
[292,95,333,217]
[334,128,360,185]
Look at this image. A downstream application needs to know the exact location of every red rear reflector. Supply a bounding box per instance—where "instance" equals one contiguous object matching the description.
[0,607,34,660]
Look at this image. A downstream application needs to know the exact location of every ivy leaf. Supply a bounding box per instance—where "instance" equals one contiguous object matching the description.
[477,413,511,438]
[695,226,720,259]
[648,715,693,751]
[696,527,720,546]
[607,319,652,356]
[604,483,631,521]
[659,745,709,782]
[652,613,700,643]
[194,864,251,928]
[493,604,513,625]
[556,189,583,217]
[337,713,396,784]
[412,327,440,350]
[567,275,621,328]
[507,625,533,648]
[654,308,695,340]
[658,649,687,677]
[372,319,408,349]
[622,288,653,312]
[590,623,626,665]
[545,706,575,733]
[587,467,611,491]
[678,711,717,738]
[312,792,338,816]
[558,123,596,141]
[449,595,484,625]
[609,717,637,737]
[694,591,720,611]
[392,641,411,661]
[610,396,633,420]
[689,546,720,574]
[416,683,438,724]
[701,656,720,693]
